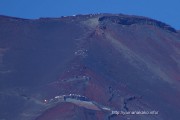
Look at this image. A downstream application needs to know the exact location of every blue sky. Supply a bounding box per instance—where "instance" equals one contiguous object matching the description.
[0,0,180,29]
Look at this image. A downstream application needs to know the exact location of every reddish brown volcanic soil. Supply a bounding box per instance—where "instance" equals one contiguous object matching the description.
[0,14,180,120]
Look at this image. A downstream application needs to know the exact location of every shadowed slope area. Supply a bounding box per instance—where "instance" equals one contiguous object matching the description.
[0,14,180,120]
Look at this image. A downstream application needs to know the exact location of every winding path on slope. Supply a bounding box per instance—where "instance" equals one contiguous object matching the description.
[39,94,158,120]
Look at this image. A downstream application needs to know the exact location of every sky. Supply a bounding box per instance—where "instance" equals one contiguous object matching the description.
[0,0,180,29]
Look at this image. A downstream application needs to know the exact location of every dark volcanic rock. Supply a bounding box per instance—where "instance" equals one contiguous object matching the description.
[98,15,177,33]
[0,14,180,120]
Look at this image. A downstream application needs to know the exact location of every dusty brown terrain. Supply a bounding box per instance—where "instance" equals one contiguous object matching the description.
[0,14,180,120]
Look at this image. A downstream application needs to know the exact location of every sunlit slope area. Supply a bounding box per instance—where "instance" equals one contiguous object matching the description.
[0,14,180,120]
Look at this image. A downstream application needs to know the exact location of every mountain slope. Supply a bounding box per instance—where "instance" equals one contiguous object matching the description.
[0,14,180,120]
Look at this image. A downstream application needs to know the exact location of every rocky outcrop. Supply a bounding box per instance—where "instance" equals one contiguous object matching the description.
[99,15,177,33]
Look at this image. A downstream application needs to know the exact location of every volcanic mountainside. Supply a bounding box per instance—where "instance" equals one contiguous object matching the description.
[0,14,180,120]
